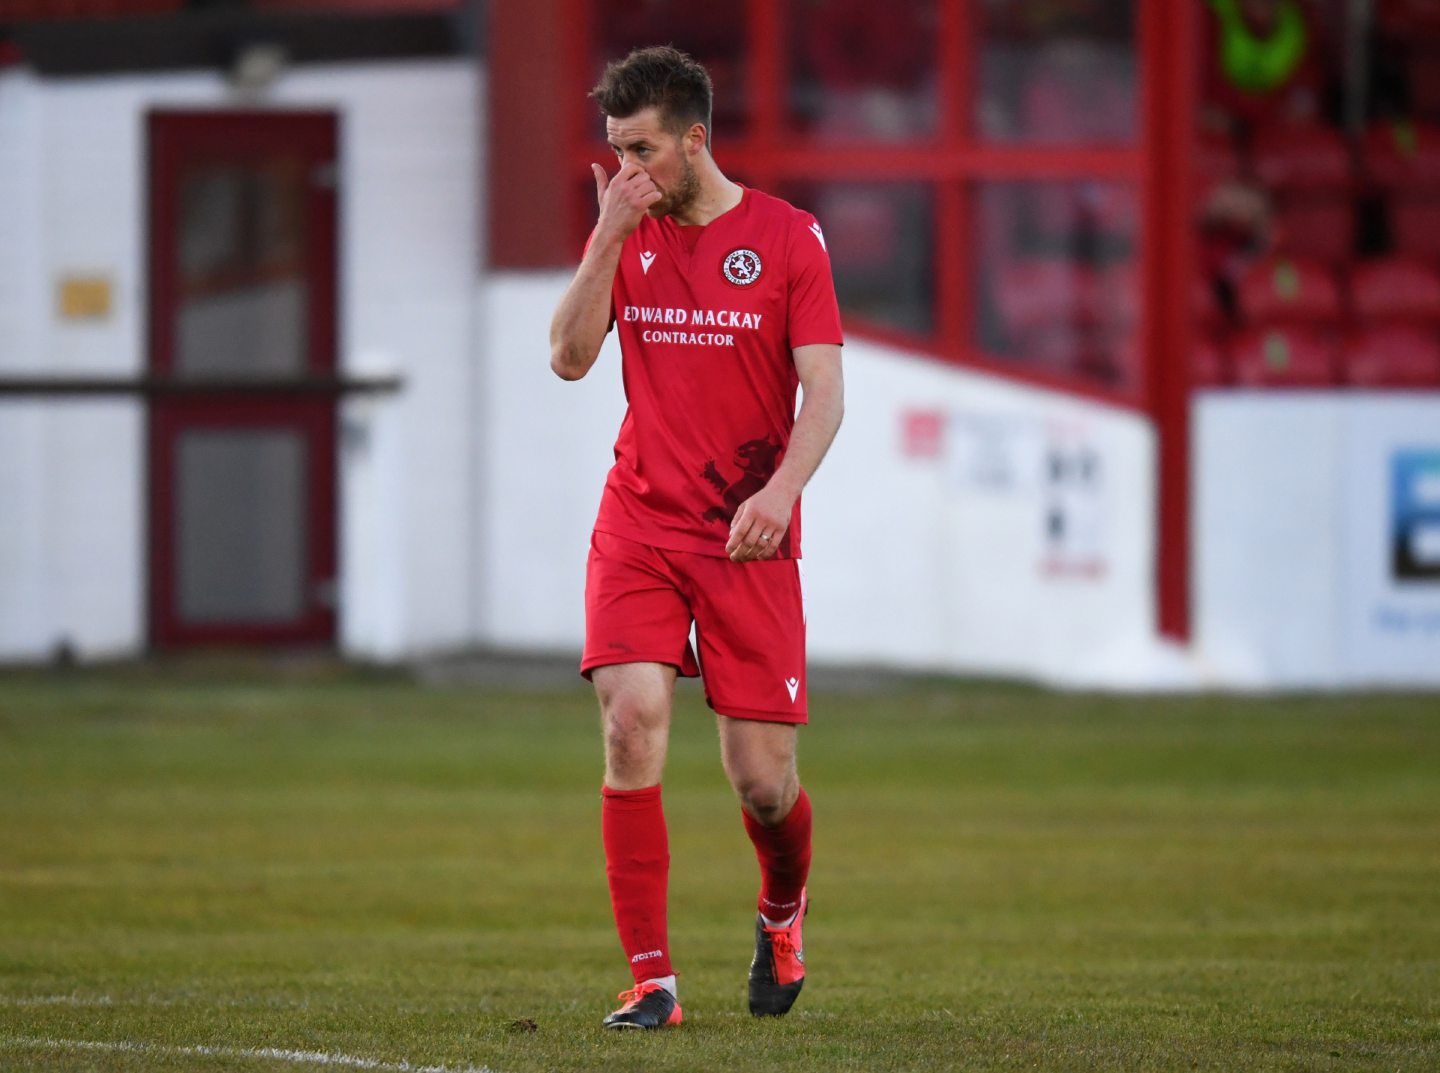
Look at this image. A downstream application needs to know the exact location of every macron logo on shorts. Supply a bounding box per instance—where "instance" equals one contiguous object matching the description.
[785,677,800,702]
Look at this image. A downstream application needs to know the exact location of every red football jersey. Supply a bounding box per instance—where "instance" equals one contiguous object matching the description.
[592,186,843,559]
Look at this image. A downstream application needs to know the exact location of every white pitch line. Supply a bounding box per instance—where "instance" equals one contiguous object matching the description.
[1,1036,501,1073]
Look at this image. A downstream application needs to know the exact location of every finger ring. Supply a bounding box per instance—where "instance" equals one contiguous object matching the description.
[759,533,771,542]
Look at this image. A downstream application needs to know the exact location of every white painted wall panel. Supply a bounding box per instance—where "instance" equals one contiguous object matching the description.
[801,343,1158,686]
[1193,394,1346,687]
[310,61,481,658]
[41,400,146,658]
[477,273,626,653]
[0,72,43,374]
[1193,392,1440,688]
[0,74,49,658]
[0,404,49,659]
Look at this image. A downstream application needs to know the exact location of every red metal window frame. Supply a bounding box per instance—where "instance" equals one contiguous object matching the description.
[558,0,1152,410]
[492,0,1197,640]
[1142,2,1199,643]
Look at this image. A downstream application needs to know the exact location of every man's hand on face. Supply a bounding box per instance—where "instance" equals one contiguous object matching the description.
[593,162,662,240]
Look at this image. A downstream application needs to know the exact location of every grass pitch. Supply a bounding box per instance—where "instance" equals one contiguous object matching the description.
[1,667,1438,1072]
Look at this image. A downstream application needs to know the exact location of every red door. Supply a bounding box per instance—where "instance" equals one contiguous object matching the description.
[147,111,338,648]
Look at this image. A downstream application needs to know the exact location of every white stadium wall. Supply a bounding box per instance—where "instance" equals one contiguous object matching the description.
[0,59,480,662]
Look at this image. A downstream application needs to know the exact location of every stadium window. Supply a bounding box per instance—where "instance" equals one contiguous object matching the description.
[782,0,940,142]
[554,0,1152,404]
[974,180,1140,391]
[976,0,1138,145]
[781,180,936,337]
[591,0,750,136]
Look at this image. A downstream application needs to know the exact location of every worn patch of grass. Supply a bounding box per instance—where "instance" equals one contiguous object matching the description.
[1,670,1437,1071]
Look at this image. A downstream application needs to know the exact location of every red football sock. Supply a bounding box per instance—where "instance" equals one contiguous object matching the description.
[742,786,812,922]
[601,784,673,983]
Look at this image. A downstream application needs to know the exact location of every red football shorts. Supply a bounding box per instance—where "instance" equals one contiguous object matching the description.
[581,531,807,724]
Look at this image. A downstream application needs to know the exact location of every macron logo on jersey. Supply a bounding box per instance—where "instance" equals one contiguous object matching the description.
[809,222,827,251]
[640,250,657,275]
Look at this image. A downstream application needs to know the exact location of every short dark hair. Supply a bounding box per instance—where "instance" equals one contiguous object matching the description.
[591,46,714,144]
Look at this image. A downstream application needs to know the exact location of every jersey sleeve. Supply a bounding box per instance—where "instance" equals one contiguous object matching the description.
[786,213,844,350]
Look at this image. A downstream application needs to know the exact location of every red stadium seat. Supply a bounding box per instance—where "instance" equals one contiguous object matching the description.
[1194,273,1227,328]
[1361,122,1440,190]
[1076,336,1134,387]
[1251,124,1353,192]
[1245,126,1356,263]
[1349,257,1440,322]
[1235,256,1344,325]
[1378,0,1440,34]
[1248,127,1358,264]
[994,259,1102,336]
[1389,196,1440,259]
[1007,324,1114,383]
[1101,331,1145,390]
[1230,325,1339,386]
[1026,182,1138,244]
[1194,334,1231,386]
[1409,49,1440,117]
[1375,8,1440,124]
[1099,260,1140,331]
[1195,130,1244,205]
[1271,197,1357,263]
[1341,325,1440,386]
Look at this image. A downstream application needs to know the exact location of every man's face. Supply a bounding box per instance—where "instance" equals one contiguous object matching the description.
[606,106,701,219]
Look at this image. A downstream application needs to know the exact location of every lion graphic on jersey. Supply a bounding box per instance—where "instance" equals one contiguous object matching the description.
[701,438,783,524]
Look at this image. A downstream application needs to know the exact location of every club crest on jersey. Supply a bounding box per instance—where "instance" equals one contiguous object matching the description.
[721,247,763,287]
